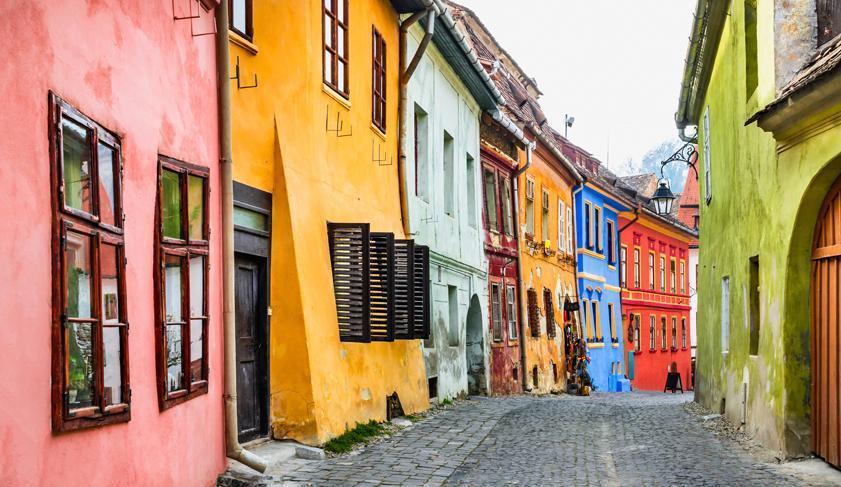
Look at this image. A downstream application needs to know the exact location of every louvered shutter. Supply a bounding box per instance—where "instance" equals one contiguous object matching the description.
[369,232,395,341]
[393,239,415,339]
[527,288,539,337]
[328,223,371,342]
[412,244,430,339]
[544,289,555,338]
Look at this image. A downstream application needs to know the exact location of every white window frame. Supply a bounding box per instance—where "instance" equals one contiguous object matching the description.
[721,276,730,354]
[566,207,573,254]
[558,199,565,254]
[703,106,712,204]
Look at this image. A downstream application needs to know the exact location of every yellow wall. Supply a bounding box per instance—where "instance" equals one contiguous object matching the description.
[516,142,578,393]
[230,0,429,444]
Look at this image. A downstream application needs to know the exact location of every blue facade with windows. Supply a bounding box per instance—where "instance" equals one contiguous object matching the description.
[573,182,631,392]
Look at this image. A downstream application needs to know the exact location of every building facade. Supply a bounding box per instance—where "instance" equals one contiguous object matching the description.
[617,174,695,392]
[675,170,700,361]
[228,0,432,445]
[0,1,226,485]
[676,0,841,463]
[404,8,504,400]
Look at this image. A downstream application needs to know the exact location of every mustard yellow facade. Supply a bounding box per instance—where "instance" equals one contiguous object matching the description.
[229,0,428,445]
[517,141,578,394]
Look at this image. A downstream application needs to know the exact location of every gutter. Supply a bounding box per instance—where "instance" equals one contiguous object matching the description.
[215,2,268,473]
[489,109,531,154]
[528,123,582,183]
[398,8,436,237]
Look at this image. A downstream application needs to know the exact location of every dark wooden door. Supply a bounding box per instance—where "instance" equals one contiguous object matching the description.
[812,177,841,467]
[235,254,268,442]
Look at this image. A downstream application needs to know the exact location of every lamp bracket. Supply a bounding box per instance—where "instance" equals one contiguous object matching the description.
[659,142,698,180]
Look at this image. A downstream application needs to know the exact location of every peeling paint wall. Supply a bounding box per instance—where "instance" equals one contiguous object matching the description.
[405,25,488,401]
[229,0,429,446]
[695,0,841,458]
[773,0,817,90]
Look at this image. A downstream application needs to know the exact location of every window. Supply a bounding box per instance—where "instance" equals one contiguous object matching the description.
[229,0,253,40]
[681,318,687,349]
[633,248,640,288]
[648,252,655,289]
[491,284,502,341]
[558,200,566,253]
[633,315,641,352]
[671,317,677,349]
[818,0,841,46]
[722,276,730,353]
[544,289,555,338]
[594,206,602,252]
[703,106,712,204]
[443,131,455,217]
[483,168,498,231]
[525,179,535,236]
[680,260,686,294]
[585,202,592,248]
[608,303,615,341]
[156,156,210,410]
[749,256,760,355]
[447,285,459,346]
[659,255,666,292]
[371,27,387,132]
[670,259,676,293]
[414,104,429,201]
[606,220,615,264]
[693,215,700,230]
[541,189,550,242]
[620,246,628,287]
[566,207,573,253]
[466,154,476,228]
[649,315,656,350]
[323,0,349,96]
[507,285,518,340]
[661,317,667,349]
[527,288,540,337]
[744,0,758,97]
[581,299,591,340]
[592,301,601,341]
[501,177,513,236]
[50,93,129,432]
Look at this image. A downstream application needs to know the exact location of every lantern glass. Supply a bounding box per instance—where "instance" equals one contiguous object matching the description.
[652,178,676,216]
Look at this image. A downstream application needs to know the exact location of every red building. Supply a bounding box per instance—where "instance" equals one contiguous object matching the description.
[618,174,696,392]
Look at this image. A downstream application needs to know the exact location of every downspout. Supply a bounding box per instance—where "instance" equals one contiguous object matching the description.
[216,2,267,473]
[619,203,642,234]
[512,143,533,387]
[398,7,437,237]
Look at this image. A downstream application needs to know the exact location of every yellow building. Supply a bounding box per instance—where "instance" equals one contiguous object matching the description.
[227,0,429,445]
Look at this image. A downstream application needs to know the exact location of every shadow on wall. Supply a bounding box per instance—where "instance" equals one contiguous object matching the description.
[466,294,486,396]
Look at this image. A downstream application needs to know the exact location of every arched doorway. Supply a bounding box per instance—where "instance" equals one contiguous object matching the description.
[465,294,486,396]
[811,175,841,468]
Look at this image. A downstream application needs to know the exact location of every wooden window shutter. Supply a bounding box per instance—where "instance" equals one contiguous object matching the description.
[328,223,371,342]
[393,239,415,339]
[369,232,395,341]
[544,289,555,337]
[412,244,431,339]
[527,288,539,337]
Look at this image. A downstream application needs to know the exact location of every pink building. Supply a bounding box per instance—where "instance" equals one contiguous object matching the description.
[0,1,226,485]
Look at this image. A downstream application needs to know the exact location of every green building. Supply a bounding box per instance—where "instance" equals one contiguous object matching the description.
[676,0,841,466]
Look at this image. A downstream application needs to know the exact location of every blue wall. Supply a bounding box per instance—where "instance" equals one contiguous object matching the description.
[573,183,630,392]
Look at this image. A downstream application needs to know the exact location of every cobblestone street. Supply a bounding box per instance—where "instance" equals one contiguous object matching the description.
[277,393,841,486]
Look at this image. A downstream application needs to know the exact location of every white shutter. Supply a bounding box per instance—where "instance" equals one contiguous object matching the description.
[558,200,565,253]
[566,207,573,253]
[703,106,712,204]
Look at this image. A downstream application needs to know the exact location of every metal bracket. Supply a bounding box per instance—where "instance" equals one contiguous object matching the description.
[171,0,216,37]
[659,142,699,180]
[325,105,353,137]
[421,206,438,224]
[372,140,393,166]
[231,56,258,89]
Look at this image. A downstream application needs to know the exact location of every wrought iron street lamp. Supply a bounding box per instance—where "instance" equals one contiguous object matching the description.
[653,142,698,216]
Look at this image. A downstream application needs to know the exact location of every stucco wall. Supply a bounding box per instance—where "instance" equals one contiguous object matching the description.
[405,25,488,400]
[229,0,429,445]
[694,0,841,457]
[0,1,225,485]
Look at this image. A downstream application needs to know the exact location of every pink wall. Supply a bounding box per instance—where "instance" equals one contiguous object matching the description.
[0,1,225,485]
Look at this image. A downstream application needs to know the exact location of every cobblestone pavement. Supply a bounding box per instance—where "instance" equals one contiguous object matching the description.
[280,393,838,486]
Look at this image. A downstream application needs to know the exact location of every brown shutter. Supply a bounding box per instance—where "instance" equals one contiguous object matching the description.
[393,239,415,339]
[412,244,431,339]
[544,289,555,338]
[528,289,540,337]
[369,232,395,342]
[818,0,841,46]
[328,223,371,342]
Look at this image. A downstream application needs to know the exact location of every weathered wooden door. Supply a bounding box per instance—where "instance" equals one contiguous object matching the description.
[811,178,841,467]
[235,254,268,442]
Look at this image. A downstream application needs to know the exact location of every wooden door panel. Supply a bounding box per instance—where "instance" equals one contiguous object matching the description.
[235,257,261,440]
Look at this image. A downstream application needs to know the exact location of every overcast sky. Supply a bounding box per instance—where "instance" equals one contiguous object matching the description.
[456,0,696,173]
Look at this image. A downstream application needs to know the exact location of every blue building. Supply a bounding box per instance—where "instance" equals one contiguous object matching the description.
[568,151,632,392]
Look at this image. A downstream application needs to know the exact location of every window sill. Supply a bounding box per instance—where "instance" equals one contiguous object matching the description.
[588,342,604,349]
[53,407,131,434]
[370,123,387,141]
[633,350,643,355]
[159,381,208,411]
[611,343,619,348]
[322,83,351,110]
[649,348,656,353]
[229,30,258,55]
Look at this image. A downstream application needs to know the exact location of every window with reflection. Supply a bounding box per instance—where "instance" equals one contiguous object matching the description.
[156,156,210,410]
[50,92,129,432]
[324,0,349,97]
[229,0,253,40]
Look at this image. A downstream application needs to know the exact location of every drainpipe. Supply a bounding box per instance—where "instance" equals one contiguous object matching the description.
[619,203,642,234]
[398,7,437,237]
[512,143,533,387]
[216,2,267,473]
